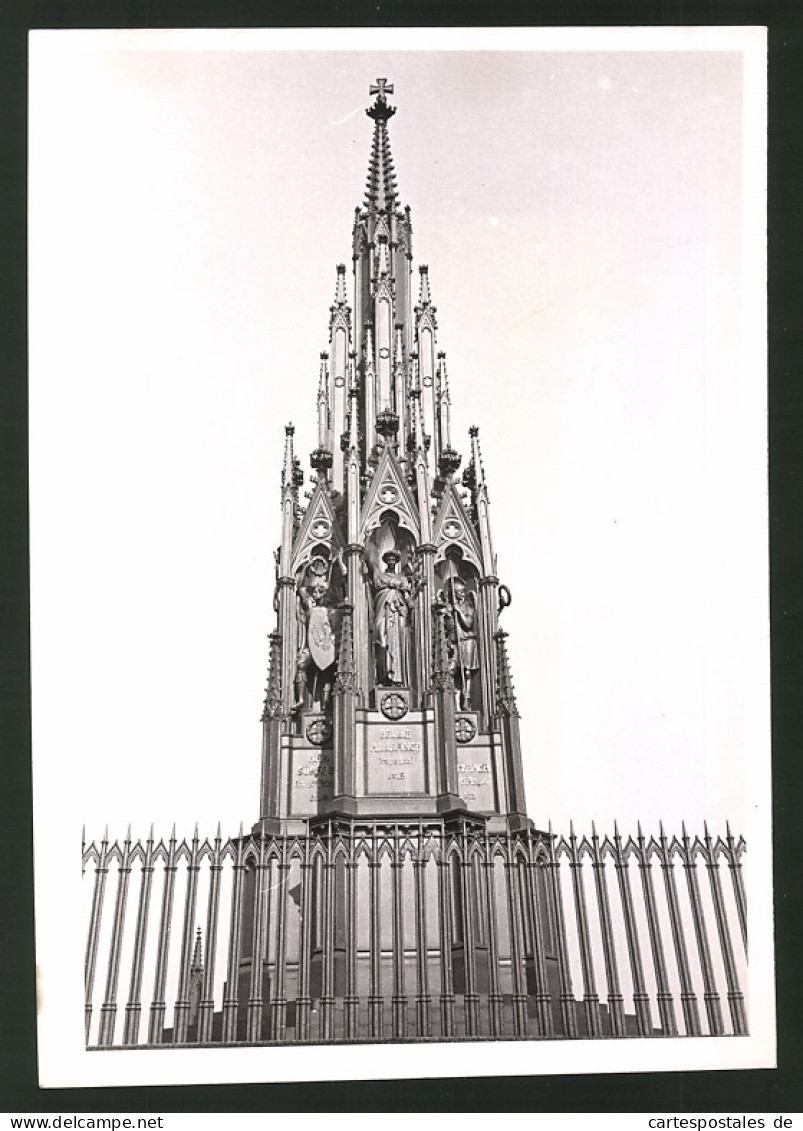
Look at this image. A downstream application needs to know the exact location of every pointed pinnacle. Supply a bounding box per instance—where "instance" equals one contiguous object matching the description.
[216,820,222,843]
[125,823,132,844]
[170,823,176,843]
[148,823,154,843]
[102,825,109,844]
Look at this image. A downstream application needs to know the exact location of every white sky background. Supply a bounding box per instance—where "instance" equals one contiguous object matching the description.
[29,32,768,841]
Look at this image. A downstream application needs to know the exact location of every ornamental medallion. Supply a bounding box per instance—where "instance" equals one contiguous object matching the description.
[455,716,476,744]
[306,717,333,746]
[380,692,408,720]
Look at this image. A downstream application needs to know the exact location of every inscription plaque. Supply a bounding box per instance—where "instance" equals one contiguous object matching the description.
[366,723,426,794]
[291,748,334,813]
[457,756,494,811]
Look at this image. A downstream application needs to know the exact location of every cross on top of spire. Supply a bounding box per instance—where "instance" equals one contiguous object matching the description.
[367,77,396,122]
[370,77,393,99]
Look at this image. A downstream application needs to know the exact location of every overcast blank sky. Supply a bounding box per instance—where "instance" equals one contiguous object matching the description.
[28,32,767,840]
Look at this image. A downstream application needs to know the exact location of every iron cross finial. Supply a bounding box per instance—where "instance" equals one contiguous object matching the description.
[370,78,394,100]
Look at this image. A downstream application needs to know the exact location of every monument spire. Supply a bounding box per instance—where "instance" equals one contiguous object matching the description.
[256,81,527,834]
[364,79,399,213]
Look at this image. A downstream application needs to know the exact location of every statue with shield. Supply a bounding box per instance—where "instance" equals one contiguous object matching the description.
[440,560,480,712]
[294,555,341,710]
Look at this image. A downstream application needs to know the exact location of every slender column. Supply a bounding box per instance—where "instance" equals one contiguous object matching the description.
[271,849,290,1044]
[612,826,652,1036]
[84,830,109,1043]
[198,826,223,1043]
[458,837,480,1037]
[725,824,748,954]
[123,828,155,1045]
[413,843,432,1038]
[635,826,677,1036]
[482,838,503,1038]
[221,828,246,1043]
[148,827,178,1044]
[680,827,724,1036]
[703,828,748,1035]
[296,853,314,1041]
[503,849,528,1038]
[320,841,336,1042]
[391,834,408,1038]
[477,578,498,730]
[436,844,455,1038]
[246,834,270,1043]
[589,826,625,1037]
[343,848,360,1040]
[368,847,384,1039]
[332,603,357,809]
[567,826,601,1037]
[547,831,577,1037]
[657,825,701,1036]
[523,835,553,1037]
[98,830,133,1046]
[173,828,201,1043]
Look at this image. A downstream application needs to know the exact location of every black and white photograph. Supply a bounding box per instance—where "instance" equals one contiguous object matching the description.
[27,27,771,1090]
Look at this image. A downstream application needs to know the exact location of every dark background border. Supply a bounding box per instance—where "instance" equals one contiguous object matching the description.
[2,0,800,1114]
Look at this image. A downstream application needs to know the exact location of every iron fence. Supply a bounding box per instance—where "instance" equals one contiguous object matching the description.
[82,820,747,1047]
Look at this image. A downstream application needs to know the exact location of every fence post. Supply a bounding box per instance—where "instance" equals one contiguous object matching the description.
[391,826,408,1039]
[173,827,201,1043]
[84,828,109,1044]
[568,824,601,1037]
[221,826,246,1043]
[657,824,701,1037]
[271,838,290,1043]
[413,829,432,1039]
[98,829,133,1046]
[343,842,360,1040]
[123,827,155,1046]
[703,826,748,1035]
[198,824,223,1043]
[437,833,456,1038]
[483,835,503,1038]
[503,839,528,1038]
[612,824,652,1036]
[635,825,677,1036]
[547,826,577,1037]
[680,824,724,1036]
[148,827,178,1044]
[522,831,553,1038]
[589,824,625,1037]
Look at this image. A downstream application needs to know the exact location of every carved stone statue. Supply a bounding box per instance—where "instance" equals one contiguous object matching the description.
[443,577,479,711]
[372,549,414,686]
[294,556,338,710]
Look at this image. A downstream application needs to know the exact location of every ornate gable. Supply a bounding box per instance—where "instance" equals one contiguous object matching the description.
[432,482,483,572]
[360,446,420,543]
[291,482,346,574]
